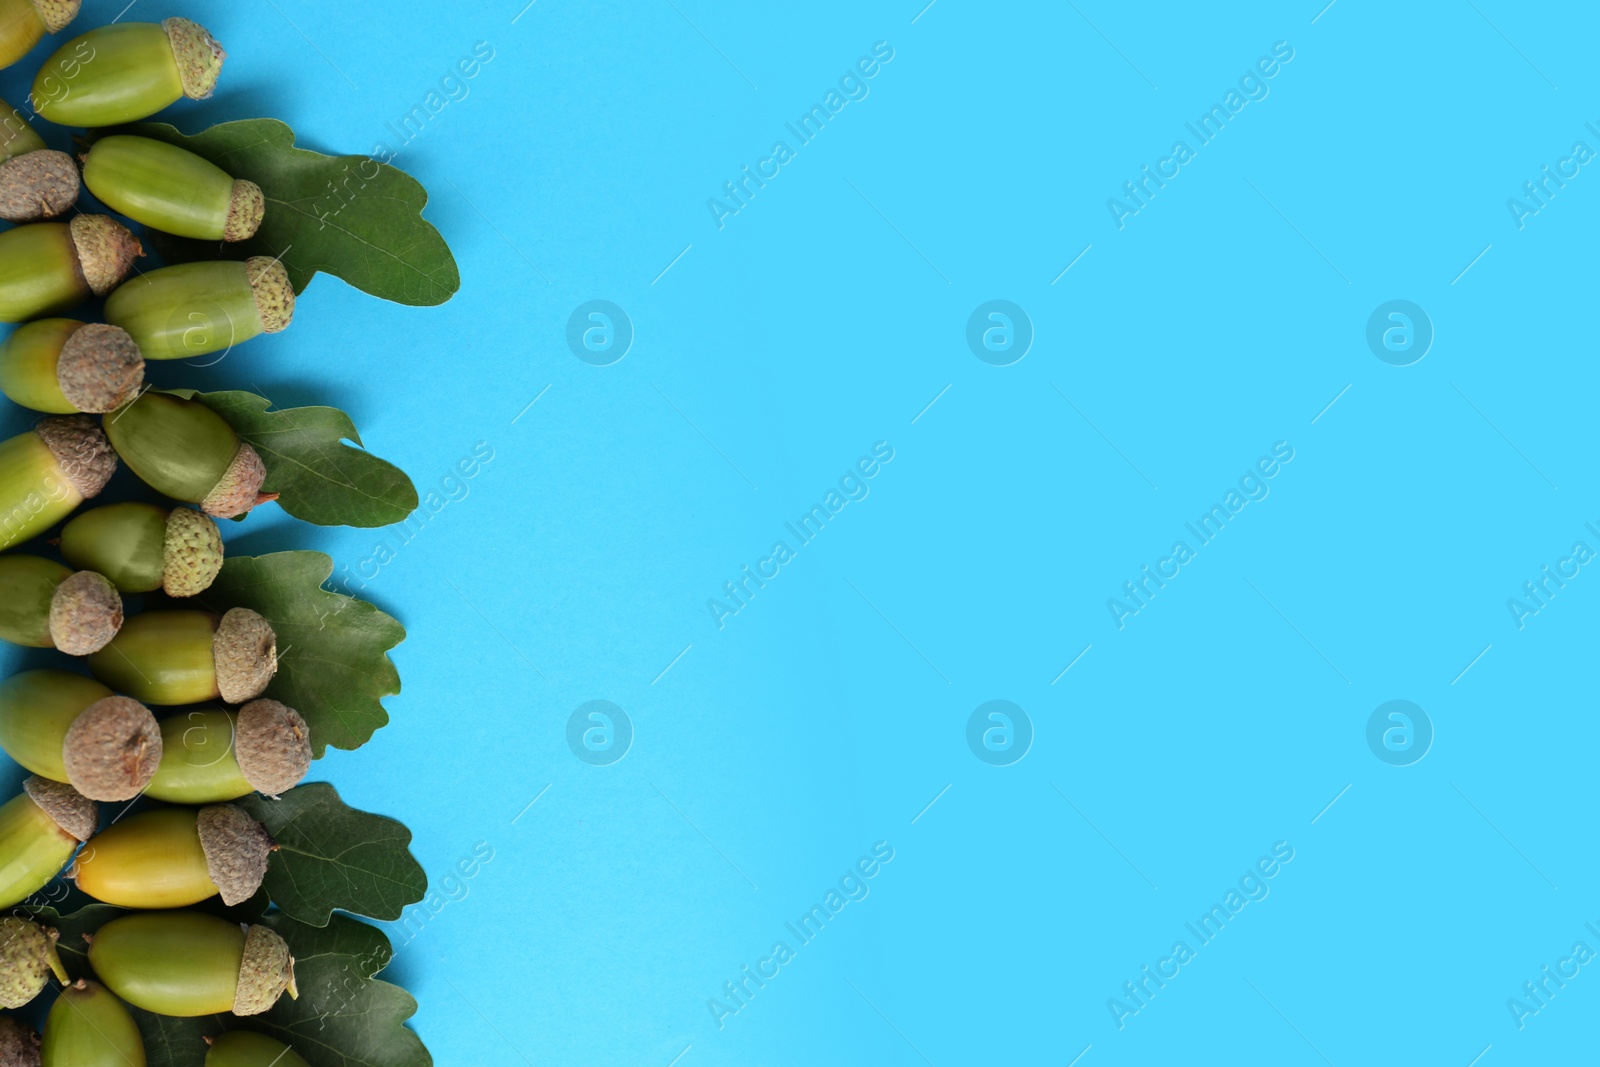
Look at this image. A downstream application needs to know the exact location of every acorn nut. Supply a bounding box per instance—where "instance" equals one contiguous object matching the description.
[0,670,160,801]
[60,502,223,597]
[101,391,272,518]
[146,701,312,804]
[205,1031,308,1067]
[0,1015,39,1067]
[32,18,222,126]
[89,608,277,706]
[39,979,145,1067]
[0,554,122,654]
[0,416,116,552]
[84,135,264,242]
[0,321,144,416]
[0,918,66,1009]
[74,804,275,908]
[0,217,142,323]
[0,0,78,71]
[0,98,76,223]
[86,911,296,1017]
[0,776,95,909]
[104,259,293,360]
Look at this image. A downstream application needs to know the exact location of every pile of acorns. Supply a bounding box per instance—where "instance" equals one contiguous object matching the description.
[0,4,334,1066]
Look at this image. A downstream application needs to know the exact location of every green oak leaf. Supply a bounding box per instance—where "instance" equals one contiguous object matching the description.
[189,551,404,757]
[237,782,426,927]
[129,118,459,306]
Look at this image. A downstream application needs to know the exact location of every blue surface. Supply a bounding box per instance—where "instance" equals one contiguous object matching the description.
[5,0,1600,1063]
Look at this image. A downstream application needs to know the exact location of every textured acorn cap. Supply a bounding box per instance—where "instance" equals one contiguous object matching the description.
[67,216,142,297]
[0,1014,38,1067]
[33,415,115,499]
[200,442,268,519]
[22,775,95,843]
[48,570,122,655]
[162,507,223,597]
[31,0,79,33]
[61,695,161,801]
[197,805,276,906]
[55,324,144,414]
[0,919,65,1010]
[0,150,79,223]
[224,181,265,243]
[163,18,225,101]
[246,257,294,333]
[214,607,277,705]
[234,924,295,1016]
[236,699,311,796]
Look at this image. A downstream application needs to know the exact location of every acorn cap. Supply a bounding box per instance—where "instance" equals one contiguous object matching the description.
[33,415,115,499]
[235,699,312,796]
[161,507,223,597]
[61,695,161,801]
[48,570,122,655]
[246,257,294,333]
[31,0,79,33]
[55,324,144,415]
[233,924,295,1016]
[22,775,95,843]
[0,1014,38,1067]
[0,150,79,223]
[0,919,65,1009]
[200,442,268,519]
[224,181,265,243]
[196,805,275,906]
[213,607,277,704]
[67,216,142,297]
[163,18,225,101]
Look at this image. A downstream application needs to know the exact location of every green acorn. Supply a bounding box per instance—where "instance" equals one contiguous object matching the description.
[60,502,223,597]
[84,135,264,242]
[0,320,145,415]
[32,18,223,127]
[101,391,272,518]
[146,701,312,804]
[104,259,294,360]
[0,917,66,1009]
[0,776,95,910]
[0,669,161,801]
[86,911,295,1018]
[74,804,275,909]
[0,0,78,71]
[40,979,145,1067]
[89,608,277,706]
[0,97,75,223]
[0,554,122,654]
[0,1015,39,1067]
[0,416,116,553]
[205,1031,308,1067]
[0,216,142,323]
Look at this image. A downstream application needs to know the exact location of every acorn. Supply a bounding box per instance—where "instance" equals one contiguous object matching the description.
[205,1031,308,1067]
[0,97,75,223]
[0,776,95,910]
[0,554,122,654]
[0,1015,39,1067]
[0,0,78,71]
[60,502,222,597]
[101,391,272,518]
[40,978,145,1067]
[32,18,223,127]
[0,416,116,553]
[0,918,66,1009]
[104,259,294,360]
[84,135,264,242]
[89,608,277,706]
[0,669,160,802]
[0,321,144,416]
[74,804,276,909]
[146,701,311,804]
[0,217,142,323]
[0,97,42,157]
[86,911,296,1018]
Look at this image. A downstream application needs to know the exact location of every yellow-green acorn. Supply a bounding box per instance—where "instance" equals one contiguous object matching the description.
[146,701,312,804]
[0,0,78,71]
[0,96,76,223]
[0,554,122,654]
[0,321,144,415]
[74,804,275,908]
[86,911,295,1018]
[40,979,144,1067]
[0,1014,40,1067]
[101,391,271,518]
[0,416,116,552]
[0,670,160,801]
[60,502,222,597]
[0,776,95,910]
[32,18,222,126]
[84,135,264,242]
[104,259,294,360]
[0,216,142,323]
[0,917,66,1009]
[205,1031,308,1067]
[89,608,277,706]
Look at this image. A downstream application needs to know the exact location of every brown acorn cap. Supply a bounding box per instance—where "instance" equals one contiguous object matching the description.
[55,324,144,414]
[233,924,295,1016]
[61,696,161,802]
[48,570,122,655]
[0,1014,39,1067]
[196,805,276,906]
[245,257,294,333]
[201,442,268,519]
[163,18,225,101]
[22,776,95,843]
[0,919,65,1010]
[224,180,265,243]
[0,150,79,223]
[235,699,312,796]
[33,415,115,500]
[67,215,142,297]
[30,0,79,33]
[161,507,224,597]
[213,607,277,705]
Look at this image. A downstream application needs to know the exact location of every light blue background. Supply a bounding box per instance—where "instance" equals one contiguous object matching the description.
[4,1,1599,1063]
